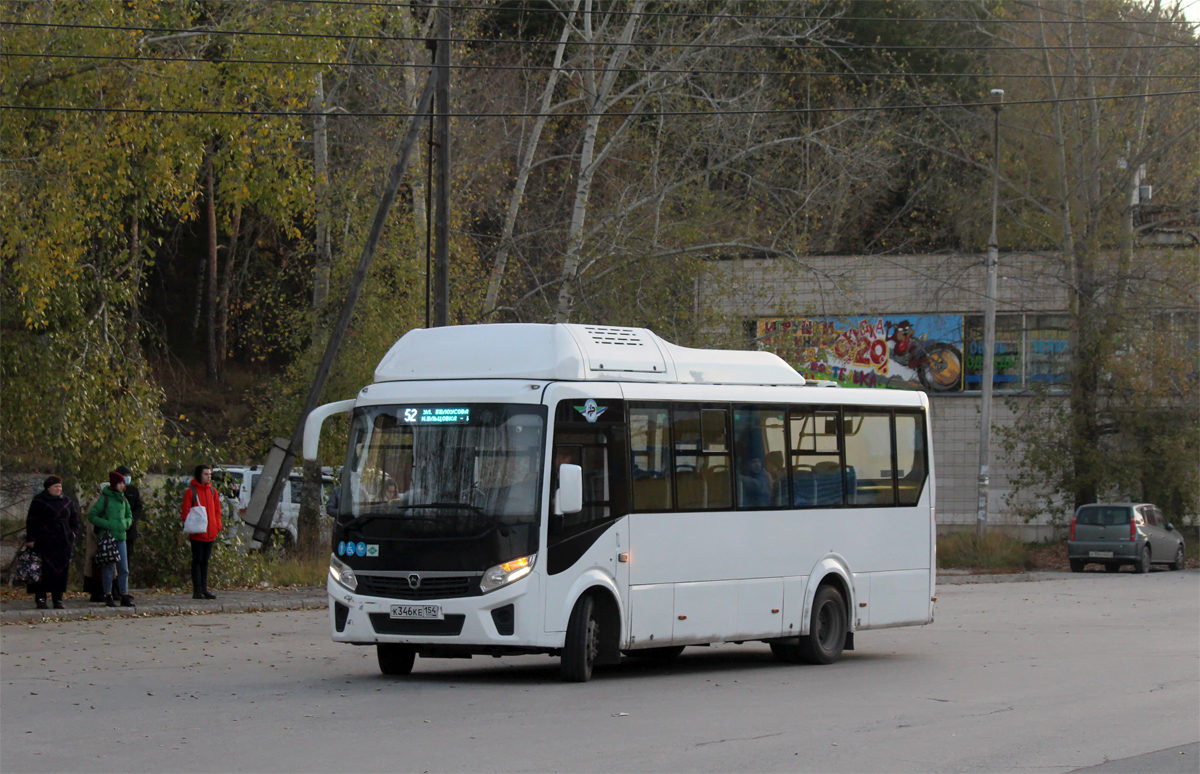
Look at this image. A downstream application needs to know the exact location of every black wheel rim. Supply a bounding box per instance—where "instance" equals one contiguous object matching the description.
[585,618,599,667]
[816,601,837,649]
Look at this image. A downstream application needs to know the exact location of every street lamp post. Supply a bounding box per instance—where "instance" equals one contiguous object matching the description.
[977,88,1004,539]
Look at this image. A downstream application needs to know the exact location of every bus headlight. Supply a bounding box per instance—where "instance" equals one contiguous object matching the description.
[329,554,357,592]
[480,554,535,593]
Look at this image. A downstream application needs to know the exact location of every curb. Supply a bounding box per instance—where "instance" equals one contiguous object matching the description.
[2,593,328,624]
[938,571,1077,585]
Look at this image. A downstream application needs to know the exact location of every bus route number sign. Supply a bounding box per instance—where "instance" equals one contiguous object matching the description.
[402,407,471,424]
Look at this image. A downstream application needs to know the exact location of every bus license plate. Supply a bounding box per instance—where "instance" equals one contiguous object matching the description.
[1089,551,1113,558]
[391,604,443,620]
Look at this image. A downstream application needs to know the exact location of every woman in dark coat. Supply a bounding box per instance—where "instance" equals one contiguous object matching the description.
[25,475,82,609]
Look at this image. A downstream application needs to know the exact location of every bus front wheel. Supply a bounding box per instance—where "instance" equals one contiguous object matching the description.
[797,585,847,665]
[377,644,416,676]
[561,594,600,683]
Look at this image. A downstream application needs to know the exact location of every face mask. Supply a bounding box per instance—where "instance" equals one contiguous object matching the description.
[124,476,132,485]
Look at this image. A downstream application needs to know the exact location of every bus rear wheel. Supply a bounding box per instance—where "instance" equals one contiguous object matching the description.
[377,644,416,676]
[797,585,847,665]
[561,594,600,683]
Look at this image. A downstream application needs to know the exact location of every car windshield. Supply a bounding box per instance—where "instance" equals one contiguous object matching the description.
[340,403,546,538]
[1077,506,1131,526]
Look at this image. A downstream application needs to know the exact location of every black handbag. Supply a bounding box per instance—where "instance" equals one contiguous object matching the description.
[95,530,121,565]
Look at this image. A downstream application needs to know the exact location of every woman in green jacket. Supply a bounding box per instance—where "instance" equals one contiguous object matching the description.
[88,471,134,607]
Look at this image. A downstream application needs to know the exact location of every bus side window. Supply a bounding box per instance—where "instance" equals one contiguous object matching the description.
[673,406,732,510]
[734,406,788,508]
[788,408,843,507]
[843,411,895,506]
[894,412,928,506]
[630,405,672,511]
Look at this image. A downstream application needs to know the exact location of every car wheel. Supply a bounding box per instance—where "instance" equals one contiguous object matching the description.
[561,593,600,682]
[1135,546,1151,574]
[1069,559,1085,573]
[1104,562,1121,573]
[377,644,415,675]
[1169,545,1185,571]
[797,585,847,665]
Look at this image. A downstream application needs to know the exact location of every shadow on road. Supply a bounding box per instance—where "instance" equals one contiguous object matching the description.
[373,644,908,685]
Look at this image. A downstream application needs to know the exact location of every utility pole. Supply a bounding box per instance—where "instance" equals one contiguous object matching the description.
[432,1,451,327]
[424,98,434,329]
[976,88,1004,539]
[312,72,332,328]
[251,74,438,549]
[298,71,334,558]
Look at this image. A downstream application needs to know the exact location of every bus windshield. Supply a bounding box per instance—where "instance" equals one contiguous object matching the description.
[340,404,546,539]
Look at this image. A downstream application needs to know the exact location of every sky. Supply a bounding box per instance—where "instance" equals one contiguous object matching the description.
[1184,1,1200,26]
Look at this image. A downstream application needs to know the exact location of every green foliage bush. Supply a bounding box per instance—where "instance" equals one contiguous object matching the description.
[130,479,268,590]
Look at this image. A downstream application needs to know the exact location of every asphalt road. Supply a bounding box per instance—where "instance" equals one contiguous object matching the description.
[3,571,1197,773]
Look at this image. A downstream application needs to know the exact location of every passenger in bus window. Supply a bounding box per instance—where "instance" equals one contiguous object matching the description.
[739,457,774,507]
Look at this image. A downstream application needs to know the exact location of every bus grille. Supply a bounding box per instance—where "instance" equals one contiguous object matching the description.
[356,575,479,600]
[369,614,465,636]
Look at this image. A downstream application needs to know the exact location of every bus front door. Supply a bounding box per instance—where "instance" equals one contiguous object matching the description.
[542,389,628,634]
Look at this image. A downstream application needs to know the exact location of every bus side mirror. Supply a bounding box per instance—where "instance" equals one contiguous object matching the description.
[555,464,583,515]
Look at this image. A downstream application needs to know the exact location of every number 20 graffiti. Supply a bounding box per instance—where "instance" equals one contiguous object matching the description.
[832,320,890,374]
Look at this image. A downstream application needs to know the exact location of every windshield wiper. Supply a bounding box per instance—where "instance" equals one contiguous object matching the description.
[341,502,512,536]
[401,502,486,516]
[405,503,513,536]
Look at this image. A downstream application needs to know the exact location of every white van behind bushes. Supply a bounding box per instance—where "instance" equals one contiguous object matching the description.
[210,465,336,550]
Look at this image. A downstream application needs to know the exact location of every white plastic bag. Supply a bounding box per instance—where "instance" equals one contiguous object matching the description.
[183,487,209,534]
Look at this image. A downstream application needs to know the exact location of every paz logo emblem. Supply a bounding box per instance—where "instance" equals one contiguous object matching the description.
[408,574,422,589]
[574,398,608,423]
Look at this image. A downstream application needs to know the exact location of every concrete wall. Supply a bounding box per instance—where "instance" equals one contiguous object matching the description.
[930,394,1065,542]
[704,252,1069,323]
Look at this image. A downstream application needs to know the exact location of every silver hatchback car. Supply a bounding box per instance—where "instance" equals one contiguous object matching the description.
[1068,503,1187,574]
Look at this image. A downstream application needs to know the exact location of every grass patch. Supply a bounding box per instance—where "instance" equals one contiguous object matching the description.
[938,530,1031,571]
[264,554,327,587]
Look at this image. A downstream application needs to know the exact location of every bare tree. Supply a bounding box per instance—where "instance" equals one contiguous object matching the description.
[912,0,1198,517]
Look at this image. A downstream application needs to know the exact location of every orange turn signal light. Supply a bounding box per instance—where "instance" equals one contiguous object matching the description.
[499,556,531,573]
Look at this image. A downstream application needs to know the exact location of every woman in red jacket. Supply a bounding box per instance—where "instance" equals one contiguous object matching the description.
[182,464,222,600]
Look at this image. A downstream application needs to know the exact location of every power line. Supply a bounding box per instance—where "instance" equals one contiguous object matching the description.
[2,20,1195,50]
[12,0,1195,35]
[2,89,1194,119]
[4,50,1189,80]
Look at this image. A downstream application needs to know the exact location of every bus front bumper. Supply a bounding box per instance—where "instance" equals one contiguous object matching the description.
[327,571,545,650]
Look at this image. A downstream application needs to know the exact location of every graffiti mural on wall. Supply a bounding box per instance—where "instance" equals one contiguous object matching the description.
[758,316,965,391]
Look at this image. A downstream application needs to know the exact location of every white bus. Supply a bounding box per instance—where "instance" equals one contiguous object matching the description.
[306,324,936,682]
